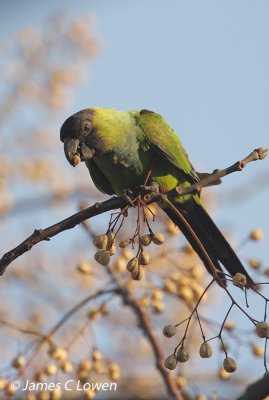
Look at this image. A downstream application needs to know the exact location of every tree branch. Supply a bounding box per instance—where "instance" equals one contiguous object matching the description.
[173,146,267,197]
[81,220,184,400]
[0,196,127,275]
[117,283,184,400]
[235,374,269,400]
[0,146,267,276]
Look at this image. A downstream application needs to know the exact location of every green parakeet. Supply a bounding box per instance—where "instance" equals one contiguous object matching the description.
[60,107,253,286]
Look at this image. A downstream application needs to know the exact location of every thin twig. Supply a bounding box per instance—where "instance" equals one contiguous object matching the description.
[173,147,267,197]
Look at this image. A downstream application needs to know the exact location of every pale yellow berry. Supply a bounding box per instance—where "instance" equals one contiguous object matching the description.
[176,347,190,362]
[218,367,231,380]
[233,272,247,288]
[178,286,194,304]
[224,320,235,331]
[191,283,207,302]
[252,344,264,357]
[93,234,108,249]
[151,300,165,314]
[107,231,115,247]
[108,362,120,380]
[223,357,237,373]
[248,258,261,270]
[166,220,179,235]
[4,382,16,396]
[138,250,150,265]
[78,359,92,372]
[44,363,57,376]
[12,355,26,369]
[140,234,152,246]
[177,276,190,286]
[190,264,203,279]
[77,262,92,274]
[93,360,103,373]
[122,249,133,260]
[61,360,73,373]
[152,232,165,245]
[51,388,62,400]
[183,244,195,255]
[92,350,102,361]
[163,278,177,294]
[48,346,68,361]
[113,256,126,273]
[199,342,212,358]
[256,321,269,338]
[84,389,96,399]
[0,377,7,390]
[131,265,144,281]
[139,296,151,307]
[152,288,164,301]
[25,393,37,400]
[175,375,186,389]
[119,239,131,248]
[109,244,117,256]
[164,354,178,370]
[88,306,100,320]
[77,365,89,379]
[126,257,139,272]
[34,371,46,382]
[163,325,177,338]
[94,250,110,266]
[100,303,109,315]
[249,229,264,241]
[264,268,269,277]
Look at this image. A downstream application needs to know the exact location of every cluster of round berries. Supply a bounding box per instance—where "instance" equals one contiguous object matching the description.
[93,231,165,281]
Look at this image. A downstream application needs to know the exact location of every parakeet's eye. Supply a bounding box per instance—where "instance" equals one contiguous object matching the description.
[81,120,92,136]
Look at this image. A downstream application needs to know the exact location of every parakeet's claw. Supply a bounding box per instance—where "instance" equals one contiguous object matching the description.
[122,183,160,206]
[138,182,160,195]
[122,189,136,206]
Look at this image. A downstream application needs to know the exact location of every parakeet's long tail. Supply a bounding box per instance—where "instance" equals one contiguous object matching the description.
[162,198,254,287]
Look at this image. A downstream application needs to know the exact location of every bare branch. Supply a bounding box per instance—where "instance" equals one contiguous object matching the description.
[119,285,184,400]
[173,146,267,197]
[0,146,267,276]
[82,221,183,400]
[0,196,127,275]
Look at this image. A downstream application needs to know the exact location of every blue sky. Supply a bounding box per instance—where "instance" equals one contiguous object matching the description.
[1,0,269,391]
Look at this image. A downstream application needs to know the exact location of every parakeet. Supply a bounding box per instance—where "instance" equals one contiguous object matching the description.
[60,107,254,286]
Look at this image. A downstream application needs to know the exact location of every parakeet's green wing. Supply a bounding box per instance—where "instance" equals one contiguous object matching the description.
[136,109,199,184]
[85,159,115,195]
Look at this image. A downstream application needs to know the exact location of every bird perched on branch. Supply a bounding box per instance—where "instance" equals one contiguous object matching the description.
[60,107,254,287]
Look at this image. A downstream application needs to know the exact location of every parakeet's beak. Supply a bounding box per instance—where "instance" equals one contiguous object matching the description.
[64,138,95,167]
[64,138,80,167]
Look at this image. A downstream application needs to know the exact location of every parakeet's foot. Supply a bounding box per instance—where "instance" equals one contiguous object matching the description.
[122,183,160,205]
[137,182,160,195]
[122,189,136,206]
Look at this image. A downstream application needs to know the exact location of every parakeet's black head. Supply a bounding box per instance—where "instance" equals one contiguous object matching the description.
[60,109,96,167]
